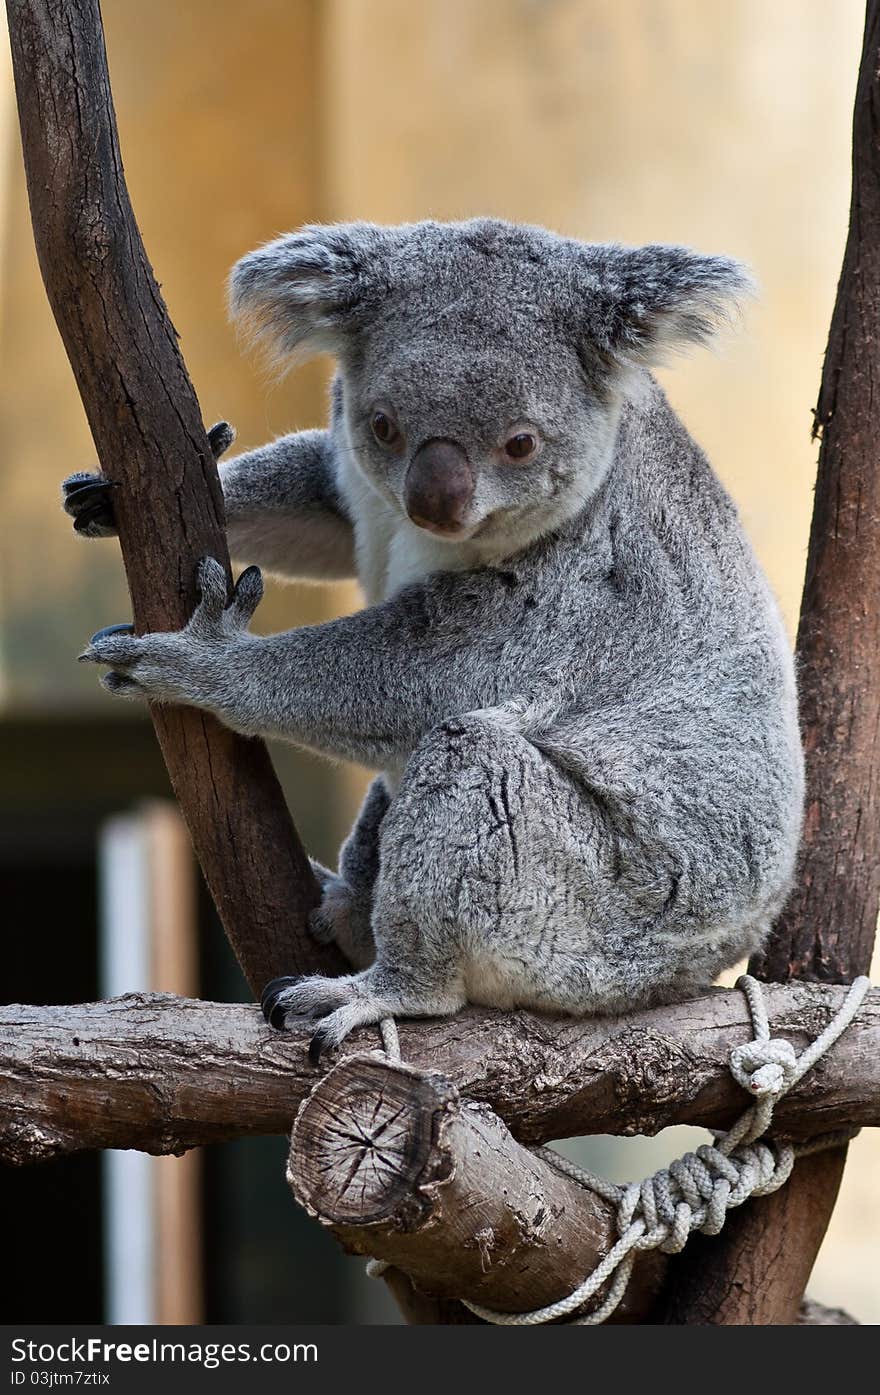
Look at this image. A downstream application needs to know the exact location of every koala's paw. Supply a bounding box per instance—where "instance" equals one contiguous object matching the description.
[206,420,236,459]
[261,970,407,1063]
[62,472,120,537]
[308,874,376,970]
[61,421,234,540]
[78,556,262,705]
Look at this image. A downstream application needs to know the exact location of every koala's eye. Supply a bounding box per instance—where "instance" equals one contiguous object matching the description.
[504,431,538,461]
[371,411,400,447]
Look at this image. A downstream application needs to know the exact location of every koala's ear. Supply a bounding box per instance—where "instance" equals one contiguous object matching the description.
[567,242,755,371]
[228,223,391,365]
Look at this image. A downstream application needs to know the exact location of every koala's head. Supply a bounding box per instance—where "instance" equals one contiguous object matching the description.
[231,219,750,552]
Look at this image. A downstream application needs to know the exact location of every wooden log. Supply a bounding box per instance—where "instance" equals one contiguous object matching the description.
[287,1054,664,1321]
[4,0,343,992]
[663,0,880,1324]
[1,984,877,1163]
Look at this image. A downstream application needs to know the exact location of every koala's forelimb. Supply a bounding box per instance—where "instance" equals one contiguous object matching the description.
[80,554,519,767]
[62,421,236,538]
[218,430,356,581]
[64,423,355,582]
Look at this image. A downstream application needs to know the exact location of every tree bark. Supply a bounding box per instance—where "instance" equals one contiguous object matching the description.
[663,0,880,1324]
[2,985,876,1164]
[288,1054,664,1321]
[5,0,343,993]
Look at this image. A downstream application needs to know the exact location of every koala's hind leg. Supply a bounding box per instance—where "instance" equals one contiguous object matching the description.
[371,712,609,1015]
[307,776,390,968]
[265,712,608,1058]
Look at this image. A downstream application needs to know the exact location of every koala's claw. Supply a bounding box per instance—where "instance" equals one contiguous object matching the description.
[83,623,139,697]
[190,557,263,633]
[80,555,263,708]
[307,1025,334,1066]
[64,473,119,506]
[89,622,135,645]
[261,976,299,1031]
[260,975,343,1060]
[79,624,141,667]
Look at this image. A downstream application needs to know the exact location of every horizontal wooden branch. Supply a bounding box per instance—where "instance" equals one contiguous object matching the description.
[1,982,876,1164]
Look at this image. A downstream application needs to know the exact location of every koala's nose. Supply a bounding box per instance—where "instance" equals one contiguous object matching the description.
[404,438,475,535]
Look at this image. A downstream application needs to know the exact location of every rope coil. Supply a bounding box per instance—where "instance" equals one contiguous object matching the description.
[368,973,870,1325]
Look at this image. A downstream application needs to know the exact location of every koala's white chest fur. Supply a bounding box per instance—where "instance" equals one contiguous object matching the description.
[337,457,485,794]
[337,457,481,606]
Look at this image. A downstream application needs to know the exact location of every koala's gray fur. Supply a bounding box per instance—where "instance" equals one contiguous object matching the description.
[73,217,804,1056]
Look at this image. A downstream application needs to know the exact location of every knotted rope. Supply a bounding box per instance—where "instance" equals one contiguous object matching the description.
[367,974,870,1324]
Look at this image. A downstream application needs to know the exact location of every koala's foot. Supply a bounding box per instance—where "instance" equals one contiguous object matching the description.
[308,872,376,970]
[62,421,235,539]
[261,965,464,1063]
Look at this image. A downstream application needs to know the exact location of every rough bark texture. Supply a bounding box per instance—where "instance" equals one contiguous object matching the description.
[288,1054,664,1321]
[1,985,876,1164]
[663,0,880,1324]
[5,0,341,993]
[753,4,880,987]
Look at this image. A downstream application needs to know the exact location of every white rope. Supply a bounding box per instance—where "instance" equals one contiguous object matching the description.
[464,973,870,1325]
[378,1015,401,1062]
[365,976,870,1324]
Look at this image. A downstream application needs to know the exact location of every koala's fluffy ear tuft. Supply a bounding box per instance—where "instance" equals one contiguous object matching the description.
[228,223,392,366]
[568,242,755,371]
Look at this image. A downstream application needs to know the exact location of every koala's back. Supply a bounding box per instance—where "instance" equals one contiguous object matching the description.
[496,376,804,990]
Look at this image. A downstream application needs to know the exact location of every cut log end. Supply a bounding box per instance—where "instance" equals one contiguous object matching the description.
[290,1055,457,1228]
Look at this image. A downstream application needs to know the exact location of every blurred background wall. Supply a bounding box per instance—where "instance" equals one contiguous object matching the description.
[0,0,876,1324]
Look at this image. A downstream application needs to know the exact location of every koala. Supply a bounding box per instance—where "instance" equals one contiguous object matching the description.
[66,218,804,1060]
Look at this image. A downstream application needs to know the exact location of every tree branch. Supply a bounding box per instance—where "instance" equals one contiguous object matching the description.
[1,985,876,1165]
[663,0,880,1323]
[4,0,343,992]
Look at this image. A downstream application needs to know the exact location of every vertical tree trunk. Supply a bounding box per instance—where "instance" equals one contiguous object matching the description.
[5,0,345,994]
[663,0,880,1323]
